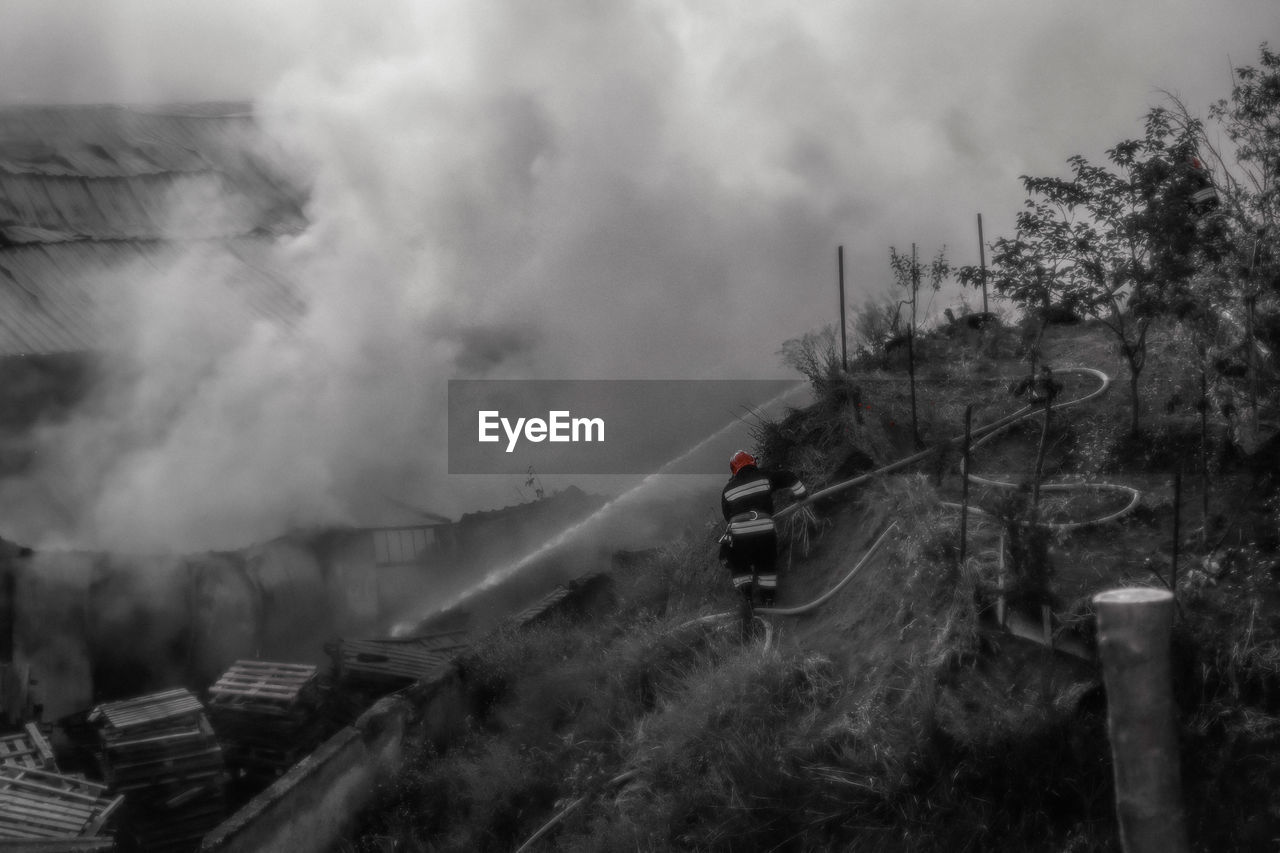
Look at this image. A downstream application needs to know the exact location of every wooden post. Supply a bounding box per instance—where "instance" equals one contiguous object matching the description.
[958,404,973,572]
[1094,588,1190,853]
[977,213,988,315]
[838,246,848,372]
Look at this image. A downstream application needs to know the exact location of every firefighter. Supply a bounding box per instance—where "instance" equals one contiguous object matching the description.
[1186,155,1220,219]
[718,450,806,611]
[1012,364,1061,407]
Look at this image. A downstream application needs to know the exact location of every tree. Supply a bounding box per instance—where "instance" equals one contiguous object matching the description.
[962,111,1219,434]
[889,244,950,338]
[888,245,949,448]
[1169,43,1280,243]
[1160,44,1280,445]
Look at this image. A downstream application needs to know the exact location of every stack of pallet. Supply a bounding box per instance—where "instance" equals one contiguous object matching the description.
[89,688,228,852]
[207,660,321,785]
[0,764,122,849]
[328,630,468,693]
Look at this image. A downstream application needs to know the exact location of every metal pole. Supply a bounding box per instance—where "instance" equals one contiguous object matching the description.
[977,213,988,314]
[1031,390,1053,515]
[909,244,921,449]
[958,404,972,574]
[1247,233,1261,428]
[1200,366,1209,543]
[1094,588,1190,853]
[838,245,848,371]
[996,532,1006,628]
[1171,470,1181,596]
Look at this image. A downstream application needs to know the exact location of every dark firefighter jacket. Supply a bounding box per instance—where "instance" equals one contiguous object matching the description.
[720,465,806,537]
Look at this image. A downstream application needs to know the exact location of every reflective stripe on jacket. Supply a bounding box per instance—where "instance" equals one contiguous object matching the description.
[720,464,804,523]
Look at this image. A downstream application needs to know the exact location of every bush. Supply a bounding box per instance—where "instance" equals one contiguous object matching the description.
[778,325,862,407]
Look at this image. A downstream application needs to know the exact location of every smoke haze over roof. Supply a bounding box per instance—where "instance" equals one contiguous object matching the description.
[0,1,1273,550]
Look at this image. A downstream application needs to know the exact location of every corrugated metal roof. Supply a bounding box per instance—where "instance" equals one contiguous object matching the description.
[0,239,303,355]
[0,171,296,242]
[0,105,307,355]
[0,103,262,177]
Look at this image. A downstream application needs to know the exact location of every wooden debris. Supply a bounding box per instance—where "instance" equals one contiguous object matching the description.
[0,723,57,771]
[329,630,468,690]
[88,688,228,853]
[508,587,574,628]
[88,688,204,733]
[508,574,614,629]
[0,764,122,844]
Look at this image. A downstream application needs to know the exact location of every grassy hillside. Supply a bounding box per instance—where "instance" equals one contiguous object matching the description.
[342,314,1280,852]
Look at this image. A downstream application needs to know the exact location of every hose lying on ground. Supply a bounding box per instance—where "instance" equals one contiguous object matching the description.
[775,367,1118,522]
[756,521,900,616]
[517,367,1136,852]
[954,369,1141,531]
[514,769,642,853]
[697,366,1138,629]
[674,521,900,631]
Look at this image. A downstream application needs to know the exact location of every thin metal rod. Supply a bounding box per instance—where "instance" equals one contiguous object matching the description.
[1031,391,1053,516]
[1171,470,1181,597]
[977,213,988,314]
[908,243,921,449]
[838,245,847,371]
[958,404,973,573]
[1200,366,1209,543]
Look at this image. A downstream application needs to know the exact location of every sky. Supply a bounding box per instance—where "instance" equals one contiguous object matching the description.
[0,0,1275,550]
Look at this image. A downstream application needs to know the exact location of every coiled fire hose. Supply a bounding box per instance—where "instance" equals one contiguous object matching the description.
[690,366,1140,627]
[517,368,1140,852]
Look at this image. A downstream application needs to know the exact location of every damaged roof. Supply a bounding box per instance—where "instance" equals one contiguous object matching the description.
[0,103,307,356]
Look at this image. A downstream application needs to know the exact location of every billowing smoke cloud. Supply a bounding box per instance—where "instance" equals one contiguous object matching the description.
[0,0,1271,551]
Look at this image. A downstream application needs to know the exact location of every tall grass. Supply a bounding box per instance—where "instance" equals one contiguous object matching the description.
[344,313,1280,853]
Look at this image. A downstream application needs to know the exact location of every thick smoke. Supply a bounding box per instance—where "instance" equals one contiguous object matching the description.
[0,1,1271,550]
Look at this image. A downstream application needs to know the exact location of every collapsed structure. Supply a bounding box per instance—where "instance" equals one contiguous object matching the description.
[0,104,613,850]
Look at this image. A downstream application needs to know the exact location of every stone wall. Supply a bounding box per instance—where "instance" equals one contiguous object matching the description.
[200,669,467,853]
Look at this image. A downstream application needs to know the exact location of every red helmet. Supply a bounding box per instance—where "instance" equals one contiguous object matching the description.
[729,450,756,475]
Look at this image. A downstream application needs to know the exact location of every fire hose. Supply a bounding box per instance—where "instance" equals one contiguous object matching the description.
[688,366,1140,626]
[518,367,1139,851]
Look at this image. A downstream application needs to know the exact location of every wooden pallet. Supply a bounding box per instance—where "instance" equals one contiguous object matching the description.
[208,660,317,710]
[87,688,229,848]
[509,586,574,627]
[88,688,204,733]
[332,638,460,685]
[404,629,470,652]
[207,660,326,780]
[0,723,57,771]
[100,718,226,793]
[0,765,123,841]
